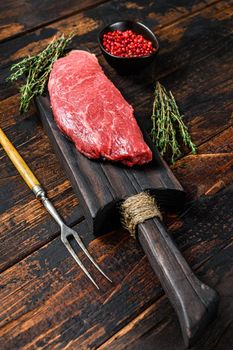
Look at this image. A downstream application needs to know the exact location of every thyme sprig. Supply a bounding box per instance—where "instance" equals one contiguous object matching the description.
[7,33,74,113]
[151,82,197,163]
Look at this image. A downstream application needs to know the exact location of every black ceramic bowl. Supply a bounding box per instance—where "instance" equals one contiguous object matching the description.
[98,20,159,73]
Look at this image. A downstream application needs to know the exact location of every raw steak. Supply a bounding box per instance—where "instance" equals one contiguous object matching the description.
[48,50,152,166]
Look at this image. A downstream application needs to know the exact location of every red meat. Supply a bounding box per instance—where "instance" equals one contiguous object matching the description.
[48,50,152,166]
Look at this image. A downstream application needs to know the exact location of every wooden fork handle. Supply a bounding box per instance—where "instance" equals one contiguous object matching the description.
[0,127,40,190]
[137,217,219,347]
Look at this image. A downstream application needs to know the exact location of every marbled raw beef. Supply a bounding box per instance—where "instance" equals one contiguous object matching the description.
[48,50,152,166]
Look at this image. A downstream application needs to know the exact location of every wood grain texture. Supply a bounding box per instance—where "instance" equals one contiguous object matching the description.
[1,0,231,99]
[1,185,233,350]
[0,100,82,272]
[0,123,232,348]
[172,127,233,198]
[1,0,232,271]
[98,216,233,350]
[0,0,223,46]
[0,0,233,349]
[0,0,232,150]
[0,0,109,42]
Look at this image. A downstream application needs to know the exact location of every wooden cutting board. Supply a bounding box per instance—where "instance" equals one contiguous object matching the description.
[35,93,218,348]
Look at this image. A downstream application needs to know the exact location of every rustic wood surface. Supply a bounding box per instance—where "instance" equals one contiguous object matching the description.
[0,0,233,349]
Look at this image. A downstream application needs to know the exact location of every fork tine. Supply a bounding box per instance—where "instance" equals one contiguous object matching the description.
[62,237,100,289]
[72,231,112,283]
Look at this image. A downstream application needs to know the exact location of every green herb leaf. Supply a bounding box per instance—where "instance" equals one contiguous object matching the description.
[151,82,197,163]
[7,32,74,113]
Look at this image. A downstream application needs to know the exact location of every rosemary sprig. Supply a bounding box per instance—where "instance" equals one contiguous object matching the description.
[151,82,197,163]
[7,33,74,113]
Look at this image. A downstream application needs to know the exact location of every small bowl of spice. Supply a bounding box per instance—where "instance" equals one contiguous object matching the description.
[98,20,159,73]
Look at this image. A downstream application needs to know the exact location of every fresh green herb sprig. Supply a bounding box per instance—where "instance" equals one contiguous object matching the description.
[7,33,74,113]
[151,82,197,163]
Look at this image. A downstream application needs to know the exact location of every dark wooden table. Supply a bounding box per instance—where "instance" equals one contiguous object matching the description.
[0,1,233,349]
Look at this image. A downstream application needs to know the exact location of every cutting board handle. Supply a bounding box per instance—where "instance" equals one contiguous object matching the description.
[137,217,219,347]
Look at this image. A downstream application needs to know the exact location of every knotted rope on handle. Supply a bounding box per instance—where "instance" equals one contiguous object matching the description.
[121,192,162,238]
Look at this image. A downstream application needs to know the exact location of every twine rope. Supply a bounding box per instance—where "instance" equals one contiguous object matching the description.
[121,192,162,238]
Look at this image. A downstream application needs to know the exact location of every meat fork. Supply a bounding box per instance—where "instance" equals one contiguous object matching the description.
[0,127,111,289]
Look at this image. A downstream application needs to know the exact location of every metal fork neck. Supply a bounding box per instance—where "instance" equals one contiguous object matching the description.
[32,185,64,227]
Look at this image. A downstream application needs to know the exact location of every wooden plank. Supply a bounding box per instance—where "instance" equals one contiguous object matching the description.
[1,1,233,150]
[0,0,109,42]
[0,183,232,349]
[0,1,233,349]
[1,99,231,345]
[1,0,231,100]
[172,126,233,198]
[0,97,83,272]
[0,0,223,43]
[116,1,233,148]
[97,237,233,350]
[1,0,233,271]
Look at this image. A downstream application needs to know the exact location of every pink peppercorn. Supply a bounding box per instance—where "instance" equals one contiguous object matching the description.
[102,29,156,57]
